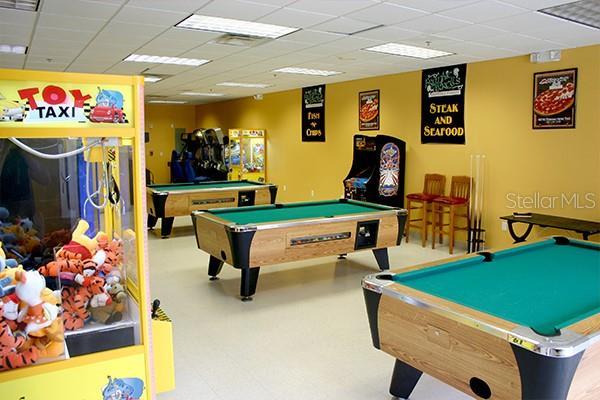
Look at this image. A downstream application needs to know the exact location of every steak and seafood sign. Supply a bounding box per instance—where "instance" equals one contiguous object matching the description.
[302,84,325,142]
[421,64,467,144]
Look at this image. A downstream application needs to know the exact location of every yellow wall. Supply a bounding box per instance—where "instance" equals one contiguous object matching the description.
[144,104,196,183]
[194,45,599,248]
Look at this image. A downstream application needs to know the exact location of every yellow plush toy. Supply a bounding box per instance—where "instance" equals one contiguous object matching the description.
[60,220,105,260]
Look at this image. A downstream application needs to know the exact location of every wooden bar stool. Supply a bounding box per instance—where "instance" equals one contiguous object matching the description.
[431,176,471,254]
[405,174,446,247]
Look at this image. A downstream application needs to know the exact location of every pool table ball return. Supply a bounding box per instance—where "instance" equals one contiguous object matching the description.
[147,180,277,238]
[363,236,600,400]
[192,199,407,301]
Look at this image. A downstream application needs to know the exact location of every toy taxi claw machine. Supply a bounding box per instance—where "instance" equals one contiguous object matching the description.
[228,129,266,182]
[0,69,155,399]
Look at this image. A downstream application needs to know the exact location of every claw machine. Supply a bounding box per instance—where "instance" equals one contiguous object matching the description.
[0,69,155,399]
[228,129,266,182]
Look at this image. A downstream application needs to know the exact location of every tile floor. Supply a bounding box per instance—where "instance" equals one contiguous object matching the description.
[150,218,472,400]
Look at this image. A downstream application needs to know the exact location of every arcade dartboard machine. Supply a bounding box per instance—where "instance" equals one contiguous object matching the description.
[343,134,406,207]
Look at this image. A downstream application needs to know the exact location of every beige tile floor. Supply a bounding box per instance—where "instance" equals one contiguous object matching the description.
[150,218,472,400]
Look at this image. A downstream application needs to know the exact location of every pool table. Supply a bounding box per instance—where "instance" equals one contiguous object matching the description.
[363,236,600,400]
[192,199,407,301]
[147,180,277,237]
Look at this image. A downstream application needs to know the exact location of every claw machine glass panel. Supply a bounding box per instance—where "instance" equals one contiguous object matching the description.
[0,69,153,400]
[228,129,266,182]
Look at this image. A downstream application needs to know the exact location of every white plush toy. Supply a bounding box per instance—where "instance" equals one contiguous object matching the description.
[15,270,59,334]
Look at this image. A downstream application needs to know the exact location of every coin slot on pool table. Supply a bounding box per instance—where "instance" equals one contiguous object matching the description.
[238,190,256,206]
[354,220,379,250]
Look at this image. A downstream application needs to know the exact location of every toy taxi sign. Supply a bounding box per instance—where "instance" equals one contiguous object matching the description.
[0,80,133,127]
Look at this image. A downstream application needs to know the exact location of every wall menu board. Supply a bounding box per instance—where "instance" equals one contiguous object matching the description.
[302,84,325,142]
[533,68,577,129]
[421,64,467,144]
[359,89,380,131]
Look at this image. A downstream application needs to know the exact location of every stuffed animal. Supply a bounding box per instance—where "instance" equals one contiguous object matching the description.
[60,220,103,260]
[90,282,126,324]
[15,270,60,335]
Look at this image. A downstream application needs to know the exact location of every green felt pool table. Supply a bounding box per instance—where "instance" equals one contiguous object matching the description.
[146,180,277,237]
[192,199,407,300]
[363,236,600,400]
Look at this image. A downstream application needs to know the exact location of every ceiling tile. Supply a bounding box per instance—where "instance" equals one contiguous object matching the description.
[33,27,97,42]
[195,0,279,20]
[394,14,472,34]
[28,42,86,58]
[352,26,422,41]
[105,62,154,74]
[0,23,34,40]
[113,6,189,26]
[125,0,210,12]
[475,33,563,52]
[436,24,508,41]
[288,0,378,16]
[310,17,380,35]
[37,12,108,32]
[497,0,569,10]
[0,9,36,25]
[183,43,249,59]
[0,54,25,69]
[24,62,68,71]
[239,0,296,6]
[385,0,479,13]
[66,62,114,73]
[41,0,121,19]
[282,29,344,44]
[257,8,335,28]
[439,0,529,23]
[145,64,198,74]
[345,2,428,25]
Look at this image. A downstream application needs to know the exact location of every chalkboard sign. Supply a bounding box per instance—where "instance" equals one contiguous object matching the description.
[302,85,325,142]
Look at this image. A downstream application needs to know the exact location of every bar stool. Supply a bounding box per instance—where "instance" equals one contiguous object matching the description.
[405,174,446,247]
[431,176,471,254]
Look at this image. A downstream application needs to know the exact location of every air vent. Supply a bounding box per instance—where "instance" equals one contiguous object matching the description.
[0,0,39,11]
[539,0,600,30]
[213,34,269,47]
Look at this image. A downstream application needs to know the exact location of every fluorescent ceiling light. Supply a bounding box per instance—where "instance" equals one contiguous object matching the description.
[124,54,210,66]
[143,76,163,83]
[217,82,271,88]
[181,92,225,97]
[273,67,343,76]
[148,100,187,104]
[364,43,453,59]
[0,0,38,11]
[0,44,27,54]
[176,15,299,39]
[539,0,600,30]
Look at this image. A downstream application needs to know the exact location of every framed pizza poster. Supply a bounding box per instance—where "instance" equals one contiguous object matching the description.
[359,89,380,130]
[533,68,577,129]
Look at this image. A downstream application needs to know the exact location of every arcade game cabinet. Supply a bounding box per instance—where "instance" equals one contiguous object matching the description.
[169,128,228,183]
[343,134,406,207]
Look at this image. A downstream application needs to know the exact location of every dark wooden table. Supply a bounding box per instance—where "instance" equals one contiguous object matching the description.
[500,213,600,242]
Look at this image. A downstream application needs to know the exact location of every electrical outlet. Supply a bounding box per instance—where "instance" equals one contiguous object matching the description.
[501,221,508,231]
[283,185,287,191]
[310,190,315,197]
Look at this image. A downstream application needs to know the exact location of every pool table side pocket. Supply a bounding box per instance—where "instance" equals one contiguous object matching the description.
[378,294,522,400]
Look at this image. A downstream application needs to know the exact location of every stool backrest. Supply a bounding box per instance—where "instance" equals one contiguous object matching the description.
[450,175,471,200]
[424,174,446,196]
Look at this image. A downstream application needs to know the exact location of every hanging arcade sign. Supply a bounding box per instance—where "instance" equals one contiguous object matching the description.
[421,64,467,144]
[301,84,325,142]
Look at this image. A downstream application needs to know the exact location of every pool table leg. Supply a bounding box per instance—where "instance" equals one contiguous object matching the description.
[160,217,175,238]
[372,248,390,270]
[147,214,158,230]
[240,267,260,302]
[208,256,224,281]
[389,359,422,399]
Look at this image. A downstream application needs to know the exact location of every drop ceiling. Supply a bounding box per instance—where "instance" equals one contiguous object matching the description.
[1,0,598,104]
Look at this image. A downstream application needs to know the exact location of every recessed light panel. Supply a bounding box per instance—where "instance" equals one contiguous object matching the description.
[217,82,271,88]
[181,92,225,97]
[176,15,299,39]
[364,43,453,59]
[125,54,210,66]
[148,100,187,104]
[0,44,27,54]
[539,0,600,30]
[143,75,167,83]
[0,0,38,11]
[273,67,343,76]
